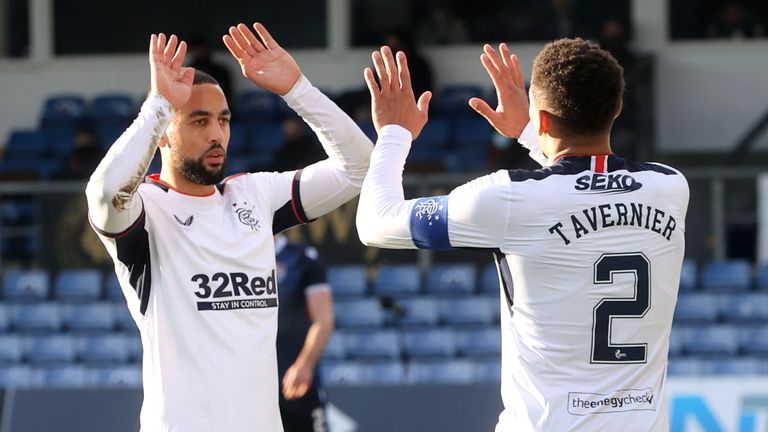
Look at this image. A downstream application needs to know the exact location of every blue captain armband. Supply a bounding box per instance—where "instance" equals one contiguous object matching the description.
[409,195,450,249]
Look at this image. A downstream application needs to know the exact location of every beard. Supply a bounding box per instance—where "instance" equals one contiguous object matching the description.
[171,144,226,185]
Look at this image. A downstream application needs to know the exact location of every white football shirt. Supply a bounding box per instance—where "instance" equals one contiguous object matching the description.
[357,125,689,432]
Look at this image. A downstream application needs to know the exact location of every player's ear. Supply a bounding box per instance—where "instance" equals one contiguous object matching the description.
[538,110,550,135]
[158,134,169,148]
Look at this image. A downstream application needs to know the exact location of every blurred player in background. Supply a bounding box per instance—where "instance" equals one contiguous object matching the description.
[86,23,371,432]
[275,233,334,432]
[356,40,688,431]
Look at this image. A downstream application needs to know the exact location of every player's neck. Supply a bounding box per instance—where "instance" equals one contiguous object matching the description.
[159,168,217,196]
[544,134,612,165]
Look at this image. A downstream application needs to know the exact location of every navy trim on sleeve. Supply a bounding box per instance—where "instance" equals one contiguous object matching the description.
[409,195,450,249]
[272,170,312,234]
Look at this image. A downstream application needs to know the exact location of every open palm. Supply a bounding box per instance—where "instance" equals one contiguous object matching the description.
[223,23,301,96]
[149,33,194,111]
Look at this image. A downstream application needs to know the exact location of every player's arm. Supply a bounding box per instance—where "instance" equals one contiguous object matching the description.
[86,34,193,234]
[468,43,547,166]
[283,252,334,400]
[223,23,373,221]
[355,47,511,250]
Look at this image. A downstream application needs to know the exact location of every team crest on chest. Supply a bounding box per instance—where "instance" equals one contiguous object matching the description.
[232,202,261,231]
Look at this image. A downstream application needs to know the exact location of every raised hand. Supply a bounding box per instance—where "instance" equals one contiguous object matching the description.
[223,23,301,96]
[364,46,432,139]
[469,43,530,139]
[149,33,194,111]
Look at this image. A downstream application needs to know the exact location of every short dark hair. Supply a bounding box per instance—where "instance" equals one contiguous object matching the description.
[192,69,220,86]
[531,38,624,135]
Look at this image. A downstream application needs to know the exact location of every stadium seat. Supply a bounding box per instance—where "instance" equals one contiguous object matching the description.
[668,326,688,357]
[249,121,284,151]
[373,265,421,297]
[0,304,9,332]
[91,364,142,387]
[756,264,768,291]
[452,117,493,149]
[480,264,500,294]
[720,294,768,323]
[328,265,368,297]
[0,366,42,388]
[443,147,489,172]
[439,296,497,325]
[435,85,484,117]
[4,129,48,160]
[394,297,439,327]
[95,124,126,151]
[740,327,768,356]
[410,118,449,162]
[427,264,476,296]
[710,357,764,375]
[105,273,124,301]
[458,327,501,357]
[361,361,406,385]
[408,359,476,384]
[0,334,24,363]
[344,330,400,360]
[41,365,89,388]
[12,303,63,333]
[90,93,136,124]
[701,260,752,292]
[679,258,698,292]
[40,94,87,128]
[64,302,115,333]
[322,333,346,360]
[402,329,457,358]
[673,294,721,323]
[685,326,740,356]
[320,362,365,386]
[3,269,50,301]
[113,303,137,331]
[54,269,103,301]
[124,333,142,362]
[334,298,385,328]
[236,90,284,121]
[359,121,377,142]
[225,123,249,157]
[474,359,501,383]
[1,198,36,227]
[25,334,77,363]
[667,357,712,376]
[78,334,130,364]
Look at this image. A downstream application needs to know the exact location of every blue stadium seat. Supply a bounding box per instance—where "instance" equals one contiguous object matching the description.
[105,273,123,301]
[225,123,249,157]
[236,90,284,121]
[474,359,501,383]
[439,296,497,325]
[685,326,740,356]
[701,260,752,292]
[0,159,60,180]
[0,304,9,333]
[458,327,501,357]
[452,117,492,149]
[410,118,449,162]
[679,258,698,292]
[95,125,126,151]
[12,303,63,333]
[91,364,142,387]
[41,94,87,128]
[710,358,764,375]
[344,330,400,360]
[756,264,768,291]
[78,334,130,364]
[0,335,24,363]
[320,362,365,386]
[64,302,115,333]
[359,121,376,142]
[249,121,284,151]
[41,365,89,388]
[740,327,768,356]
[1,198,36,227]
[402,329,457,358]
[328,265,368,297]
[3,269,50,301]
[4,129,48,160]
[667,357,712,376]
[721,294,768,323]
[334,299,385,328]
[673,294,721,323]
[408,359,476,384]
[322,333,346,360]
[480,264,500,294]
[124,333,142,362]
[90,93,136,123]
[361,361,406,385]
[373,265,421,297]
[0,366,42,388]
[427,264,476,296]
[443,147,489,172]
[395,297,439,327]
[25,334,77,363]
[54,269,103,301]
[435,85,484,117]
[113,303,137,331]
[668,327,688,357]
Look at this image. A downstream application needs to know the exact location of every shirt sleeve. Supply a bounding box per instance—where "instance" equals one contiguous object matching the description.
[300,246,330,296]
[356,124,512,250]
[518,122,548,167]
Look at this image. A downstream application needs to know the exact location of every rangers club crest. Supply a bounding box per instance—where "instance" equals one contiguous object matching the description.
[232,202,260,231]
[414,198,444,226]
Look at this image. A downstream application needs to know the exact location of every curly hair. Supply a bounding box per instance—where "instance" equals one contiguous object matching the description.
[531,38,624,135]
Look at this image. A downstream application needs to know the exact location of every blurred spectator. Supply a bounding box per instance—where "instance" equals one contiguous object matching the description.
[52,120,103,180]
[187,34,233,103]
[708,0,765,39]
[416,1,470,45]
[272,117,327,172]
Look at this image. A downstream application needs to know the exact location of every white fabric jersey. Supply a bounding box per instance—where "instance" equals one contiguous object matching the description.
[356,125,689,432]
[86,76,372,432]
